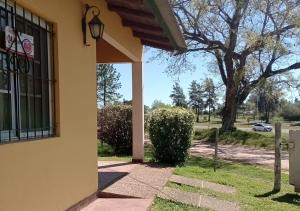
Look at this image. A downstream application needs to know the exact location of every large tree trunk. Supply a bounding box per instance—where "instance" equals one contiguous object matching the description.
[222,81,238,131]
[265,110,270,123]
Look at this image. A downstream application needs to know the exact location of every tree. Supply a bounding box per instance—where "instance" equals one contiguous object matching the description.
[255,79,282,123]
[170,82,188,107]
[203,78,217,122]
[97,64,122,107]
[151,100,171,110]
[123,99,150,114]
[165,0,300,130]
[188,80,204,122]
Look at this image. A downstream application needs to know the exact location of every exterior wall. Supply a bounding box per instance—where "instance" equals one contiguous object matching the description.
[0,0,143,211]
[91,0,143,62]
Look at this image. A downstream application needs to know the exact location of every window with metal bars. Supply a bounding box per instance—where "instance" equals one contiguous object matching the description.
[0,0,55,144]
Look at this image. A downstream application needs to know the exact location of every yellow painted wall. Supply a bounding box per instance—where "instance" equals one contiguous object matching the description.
[0,0,143,211]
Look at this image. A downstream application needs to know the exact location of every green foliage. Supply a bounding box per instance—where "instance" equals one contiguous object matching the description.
[188,80,204,122]
[97,142,154,162]
[254,79,283,123]
[194,128,288,149]
[280,104,300,121]
[97,64,122,107]
[170,82,188,108]
[203,78,217,121]
[149,108,195,165]
[151,100,172,110]
[97,105,132,155]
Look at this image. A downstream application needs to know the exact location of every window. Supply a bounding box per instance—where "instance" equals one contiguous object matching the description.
[0,1,55,144]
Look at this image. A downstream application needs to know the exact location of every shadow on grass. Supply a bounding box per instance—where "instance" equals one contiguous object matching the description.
[255,190,280,198]
[186,156,237,171]
[272,193,300,206]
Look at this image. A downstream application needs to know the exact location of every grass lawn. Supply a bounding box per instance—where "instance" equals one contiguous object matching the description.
[194,128,289,150]
[152,156,299,211]
[151,198,212,211]
[97,142,154,162]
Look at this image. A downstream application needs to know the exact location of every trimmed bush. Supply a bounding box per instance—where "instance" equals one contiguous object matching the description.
[97,105,132,155]
[280,104,300,121]
[148,108,195,165]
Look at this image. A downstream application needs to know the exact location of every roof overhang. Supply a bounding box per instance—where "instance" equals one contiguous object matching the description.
[105,0,187,53]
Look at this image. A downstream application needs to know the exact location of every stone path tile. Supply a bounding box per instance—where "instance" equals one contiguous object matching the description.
[159,187,240,211]
[81,198,153,211]
[81,162,174,211]
[170,175,236,194]
[103,164,174,199]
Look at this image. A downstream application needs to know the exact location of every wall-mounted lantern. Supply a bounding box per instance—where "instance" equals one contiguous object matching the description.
[82,4,104,46]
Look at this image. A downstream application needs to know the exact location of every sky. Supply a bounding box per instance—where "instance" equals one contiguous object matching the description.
[115,50,213,107]
[115,49,300,107]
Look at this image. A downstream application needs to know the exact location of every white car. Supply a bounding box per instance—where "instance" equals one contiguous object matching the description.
[252,123,273,132]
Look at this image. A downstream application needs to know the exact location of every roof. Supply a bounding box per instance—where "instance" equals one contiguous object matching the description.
[105,0,187,52]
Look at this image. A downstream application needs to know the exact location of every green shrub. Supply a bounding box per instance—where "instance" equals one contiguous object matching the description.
[280,104,300,121]
[97,105,132,155]
[148,108,195,165]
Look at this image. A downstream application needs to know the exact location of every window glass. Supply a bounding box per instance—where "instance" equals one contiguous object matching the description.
[0,93,10,130]
[0,1,55,143]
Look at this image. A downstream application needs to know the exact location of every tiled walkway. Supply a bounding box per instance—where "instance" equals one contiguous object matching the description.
[81,161,240,211]
[159,187,240,211]
[162,174,240,211]
[82,161,174,211]
[170,174,236,194]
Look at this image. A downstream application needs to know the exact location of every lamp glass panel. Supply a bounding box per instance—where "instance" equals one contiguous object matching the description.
[90,23,100,39]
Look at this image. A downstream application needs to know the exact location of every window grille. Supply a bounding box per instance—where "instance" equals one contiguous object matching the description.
[0,0,55,144]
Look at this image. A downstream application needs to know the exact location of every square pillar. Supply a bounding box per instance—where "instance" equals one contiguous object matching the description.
[132,61,144,163]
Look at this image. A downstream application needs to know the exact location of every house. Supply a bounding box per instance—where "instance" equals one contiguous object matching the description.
[0,0,186,210]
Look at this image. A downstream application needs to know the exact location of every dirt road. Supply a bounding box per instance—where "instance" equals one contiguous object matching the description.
[194,125,291,134]
[190,141,289,170]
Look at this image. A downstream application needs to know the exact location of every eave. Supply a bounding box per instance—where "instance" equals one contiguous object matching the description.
[105,0,187,53]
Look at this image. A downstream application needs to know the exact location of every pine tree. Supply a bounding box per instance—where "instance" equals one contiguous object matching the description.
[97,64,122,107]
[188,80,204,122]
[203,78,217,122]
[170,82,187,108]
[255,79,282,123]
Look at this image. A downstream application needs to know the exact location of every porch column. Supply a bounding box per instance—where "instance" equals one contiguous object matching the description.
[132,61,144,163]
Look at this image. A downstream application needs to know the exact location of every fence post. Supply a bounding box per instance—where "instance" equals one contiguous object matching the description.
[273,122,282,192]
[214,128,219,172]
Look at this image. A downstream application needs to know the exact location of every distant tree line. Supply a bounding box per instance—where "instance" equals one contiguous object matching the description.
[169,78,218,122]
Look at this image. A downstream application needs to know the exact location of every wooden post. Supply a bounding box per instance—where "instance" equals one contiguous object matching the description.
[214,128,219,172]
[273,122,281,192]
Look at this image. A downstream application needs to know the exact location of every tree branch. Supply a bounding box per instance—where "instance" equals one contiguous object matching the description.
[271,63,300,76]
[215,50,227,85]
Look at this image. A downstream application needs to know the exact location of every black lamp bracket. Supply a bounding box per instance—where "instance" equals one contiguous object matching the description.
[82,4,100,46]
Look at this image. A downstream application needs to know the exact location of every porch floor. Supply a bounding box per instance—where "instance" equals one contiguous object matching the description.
[81,161,174,211]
